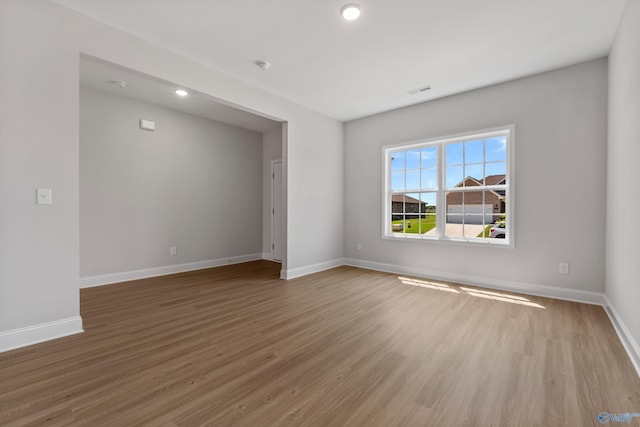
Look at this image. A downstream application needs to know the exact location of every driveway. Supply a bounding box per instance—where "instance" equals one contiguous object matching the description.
[424,223,486,238]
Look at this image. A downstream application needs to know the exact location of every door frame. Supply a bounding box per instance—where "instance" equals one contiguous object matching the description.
[270,159,283,262]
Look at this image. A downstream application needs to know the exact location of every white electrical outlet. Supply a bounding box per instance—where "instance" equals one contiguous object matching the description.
[559,263,569,274]
[36,188,52,205]
[356,242,362,251]
[170,246,177,256]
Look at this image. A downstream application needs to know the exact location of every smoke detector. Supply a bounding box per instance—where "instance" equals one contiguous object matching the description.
[110,80,127,88]
[255,60,271,71]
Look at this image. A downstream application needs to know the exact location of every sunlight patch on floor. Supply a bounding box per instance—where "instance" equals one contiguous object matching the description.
[398,277,546,308]
[398,277,460,293]
[460,286,546,308]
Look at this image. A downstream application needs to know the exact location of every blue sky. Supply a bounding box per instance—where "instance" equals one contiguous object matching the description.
[391,136,507,194]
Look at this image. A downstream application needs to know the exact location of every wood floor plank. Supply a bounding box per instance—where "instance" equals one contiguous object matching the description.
[1,261,639,426]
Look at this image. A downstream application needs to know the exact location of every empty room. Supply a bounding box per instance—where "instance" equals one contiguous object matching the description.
[1,0,639,426]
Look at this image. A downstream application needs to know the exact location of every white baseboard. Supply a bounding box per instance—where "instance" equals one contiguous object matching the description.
[281,258,345,280]
[80,253,263,288]
[603,295,640,378]
[262,252,272,260]
[344,258,606,305]
[0,316,84,353]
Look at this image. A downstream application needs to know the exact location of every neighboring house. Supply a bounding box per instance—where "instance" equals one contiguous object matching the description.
[391,194,427,220]
[446,174,506,224]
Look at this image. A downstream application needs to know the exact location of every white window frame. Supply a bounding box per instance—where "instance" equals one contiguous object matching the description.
[382,125,515,247]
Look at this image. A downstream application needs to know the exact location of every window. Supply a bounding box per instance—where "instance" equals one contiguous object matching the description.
[383,126,513,245]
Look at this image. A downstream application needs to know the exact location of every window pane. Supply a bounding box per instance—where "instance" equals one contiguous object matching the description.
[477,223,492,239]
[465,164,484,185]
[385,128,509,244]
[446,191,491,238]
[391,193,406,233]
[485,162,506,184]
[420,192,437,211]
[391,194,405,213]
[421,146,437,169]
[446,143,463,165]
[420,192,437,235]
[485,190,503,217]
[446,214,463,227]
[391,151,405,171]
[406,170,420,190]
[446,166,464,188]
[421,169,437,190]
[462,222,482,238]
[490,224,507,239]
[405,149,421,170]
[463,191,484,219]
[391,172,405,191]
[465,139,484,164]
[484,169,506,186]
[471,191,495,239]
[391,214,405,233]
[489,212,507,239]
[495,194,506,216]
[403,193,420,234]
[445,191,463,227]
[405,193,421,215]
[486,136,507,162]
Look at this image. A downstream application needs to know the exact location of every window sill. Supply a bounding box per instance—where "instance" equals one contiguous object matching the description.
[381,233,514,248]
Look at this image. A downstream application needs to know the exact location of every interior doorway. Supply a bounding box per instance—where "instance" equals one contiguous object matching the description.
[78,55,287,284]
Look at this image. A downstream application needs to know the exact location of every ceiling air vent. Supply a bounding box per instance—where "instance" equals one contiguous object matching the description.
[407,85,431,95]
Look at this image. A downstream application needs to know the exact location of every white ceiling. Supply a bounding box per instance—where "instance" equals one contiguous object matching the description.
[59,0,627,121]
[80,57,281,133]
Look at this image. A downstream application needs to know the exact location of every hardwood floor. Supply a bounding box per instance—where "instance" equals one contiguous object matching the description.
[1,261,639,426]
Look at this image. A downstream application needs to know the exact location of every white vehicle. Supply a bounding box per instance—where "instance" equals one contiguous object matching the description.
[489,224,506,238]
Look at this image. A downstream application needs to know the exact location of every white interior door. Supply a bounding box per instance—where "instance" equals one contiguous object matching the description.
[271,160,284,262]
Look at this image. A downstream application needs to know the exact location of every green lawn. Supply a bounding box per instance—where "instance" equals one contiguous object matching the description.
[391,216,436,234]
[393,219,494,237]
[478,225,492,238]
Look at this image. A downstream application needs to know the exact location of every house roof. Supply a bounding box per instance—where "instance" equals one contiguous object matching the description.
[453,174,506,188]
[391,194,424,204]
[448,174,506,200]
[393,175,506,203]
[485,174,506,185]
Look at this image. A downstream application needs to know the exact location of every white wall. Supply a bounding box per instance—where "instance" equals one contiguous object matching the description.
[606,0,640,362]
[0,0,83,348]
[0,0,343,350]
[262,125,283,258]
[80,86,263,278]
[345,59,608,297]
[283,118,344,277]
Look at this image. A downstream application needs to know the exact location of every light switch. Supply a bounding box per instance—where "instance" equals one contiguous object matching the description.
[36,188,52,205]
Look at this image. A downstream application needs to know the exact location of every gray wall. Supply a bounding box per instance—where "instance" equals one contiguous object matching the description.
[0,0,343,346]
[80,86,263,277]
[262,126,283,257]
[0,0,81,335]
[344,59,607,293]
[607,0,640,353]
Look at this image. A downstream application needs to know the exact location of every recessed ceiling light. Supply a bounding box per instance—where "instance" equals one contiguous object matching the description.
[341,4,361,21]
[175,89,188,97]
